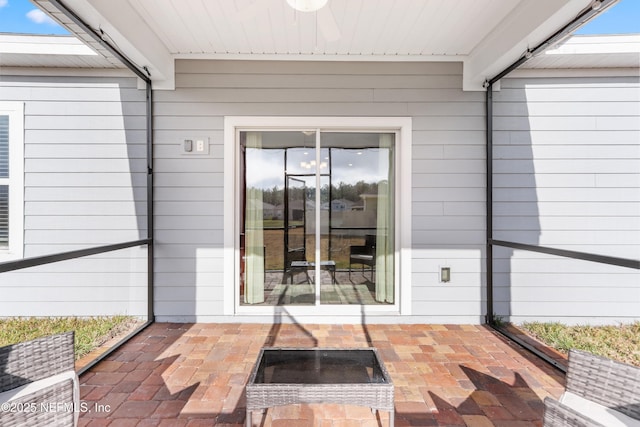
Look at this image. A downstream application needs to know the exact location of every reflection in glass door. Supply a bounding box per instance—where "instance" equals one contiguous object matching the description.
[284,176,306,272]
[319,133,395,305]
[239,130,395,306]
[282,175,314,304]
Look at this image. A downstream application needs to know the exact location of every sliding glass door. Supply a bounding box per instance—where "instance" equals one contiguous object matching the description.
[239,130,395,307]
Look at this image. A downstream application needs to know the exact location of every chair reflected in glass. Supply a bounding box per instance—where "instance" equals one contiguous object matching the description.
[349,234,376,281]
[285,247,311,284]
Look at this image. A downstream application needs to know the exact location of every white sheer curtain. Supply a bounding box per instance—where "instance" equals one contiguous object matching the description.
[244,132,265,304]
[375,134,394,303]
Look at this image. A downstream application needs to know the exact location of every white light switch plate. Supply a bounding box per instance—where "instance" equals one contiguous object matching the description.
[181,137,209,155]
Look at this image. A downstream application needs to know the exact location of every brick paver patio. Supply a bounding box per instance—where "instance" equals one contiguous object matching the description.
[78,323,566,427]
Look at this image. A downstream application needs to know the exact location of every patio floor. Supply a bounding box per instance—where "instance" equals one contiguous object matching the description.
[79,323,567,427]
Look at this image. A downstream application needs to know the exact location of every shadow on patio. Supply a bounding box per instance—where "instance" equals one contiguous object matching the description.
[78,323,566,427]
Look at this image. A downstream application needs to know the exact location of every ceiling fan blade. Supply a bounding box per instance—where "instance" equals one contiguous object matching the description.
[236,0,272,22]
[317,6,340,42]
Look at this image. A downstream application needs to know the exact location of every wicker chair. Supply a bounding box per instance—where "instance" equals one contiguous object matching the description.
[0,332,79,427]
[543,349,640,427]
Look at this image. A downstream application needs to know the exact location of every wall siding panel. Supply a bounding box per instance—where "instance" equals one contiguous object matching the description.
[494,75,640,324]
[154,60,486,323]
[0,74,148,317]
[3,65,634,325]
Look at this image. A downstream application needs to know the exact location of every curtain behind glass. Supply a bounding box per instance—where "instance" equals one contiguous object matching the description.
[244,132,265,304]
[375,134,394,303]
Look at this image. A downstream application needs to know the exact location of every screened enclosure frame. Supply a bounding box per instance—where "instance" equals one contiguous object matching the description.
[0,0,155,375]
[483,0,639,372]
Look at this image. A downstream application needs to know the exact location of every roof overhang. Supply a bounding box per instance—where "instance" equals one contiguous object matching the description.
[523,34,640,68]
[29,0,623,90]
[0,33,126,68]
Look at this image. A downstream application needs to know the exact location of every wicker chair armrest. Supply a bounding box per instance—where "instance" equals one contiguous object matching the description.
[544,397,606,427]
[0,332,75,392]
[0,332,78,427]
[566,349,640,421]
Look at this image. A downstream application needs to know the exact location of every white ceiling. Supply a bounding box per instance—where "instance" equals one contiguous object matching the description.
[33,0,610,90]
[126,0,521,57]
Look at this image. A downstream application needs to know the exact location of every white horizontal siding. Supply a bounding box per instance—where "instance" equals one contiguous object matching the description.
[22,245,145,257]
[493,87,639,103]
[495,144,640,159]
[0,246,148,317]
[7,66,626,324]
[155,257,224,273]
[25,129,147,143]
[25,201,147,216]
[494,129,640,145]
[25,187,147,201]
[174,73,463,89]
[25,172,147,187]
[25,143,147,159]
[154,88,376,103]
[154,102,411,117]
[494,201,640,216]
[0,74,148,318]
[25,115,146,130]
[494,101,638,117]
[2,273,147,287]
[493,75,640,324]
[0,86,143,102]
[24,230,145,245]
[494,159,639,174]
[26,101,146,116]
[0,302,145,318]
[493,116,638,131]
[155,60,486,322]
[25,158,146,173]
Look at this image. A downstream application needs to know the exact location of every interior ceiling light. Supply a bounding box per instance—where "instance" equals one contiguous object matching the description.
[286,0,328,13]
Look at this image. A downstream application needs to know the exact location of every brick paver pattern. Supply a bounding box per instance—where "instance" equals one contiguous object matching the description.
[79,323,566,427]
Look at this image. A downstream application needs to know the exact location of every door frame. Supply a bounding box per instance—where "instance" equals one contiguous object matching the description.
[223,116,412,318]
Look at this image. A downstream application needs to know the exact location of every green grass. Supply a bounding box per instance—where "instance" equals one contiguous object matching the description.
[0,316,136,360]
[520,321,640,367]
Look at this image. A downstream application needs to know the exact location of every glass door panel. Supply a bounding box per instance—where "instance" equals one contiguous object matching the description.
[285,177,305,254]
[240,131,316,306]
[320,133,395,305]
[319,175,338,302]
[240,130,395,307]
[282,174,315,304]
